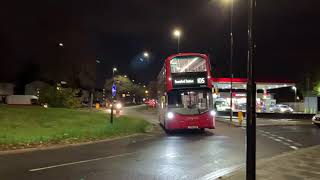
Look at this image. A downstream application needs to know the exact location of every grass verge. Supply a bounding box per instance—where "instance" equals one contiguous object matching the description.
[0,105,152,150]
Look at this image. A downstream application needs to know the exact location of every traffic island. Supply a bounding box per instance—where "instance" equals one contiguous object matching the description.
[0,105,152,151]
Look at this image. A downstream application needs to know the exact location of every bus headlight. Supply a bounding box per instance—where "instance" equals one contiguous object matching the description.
[167,112,174,119]
[210,110,216,116]
[116,103,122,109]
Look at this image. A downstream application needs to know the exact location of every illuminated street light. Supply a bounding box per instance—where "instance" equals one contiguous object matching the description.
[222,0,233,4]
[124,75,127,78]
[172,29,182,52]
[143,52,149,58]
[113,67,117,72]
[58,42,64,47]
[145,90,149,94]
[173,29,181,38]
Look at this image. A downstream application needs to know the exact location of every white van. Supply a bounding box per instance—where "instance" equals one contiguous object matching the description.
[6,95,39,105]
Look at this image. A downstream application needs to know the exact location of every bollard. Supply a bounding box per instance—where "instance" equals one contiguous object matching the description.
[238,111,243,126]
[95,103,100,109]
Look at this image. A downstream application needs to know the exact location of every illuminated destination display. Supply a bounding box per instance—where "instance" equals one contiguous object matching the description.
[171,72,208,88]
[172,77,207,88]
[174,79,195,84]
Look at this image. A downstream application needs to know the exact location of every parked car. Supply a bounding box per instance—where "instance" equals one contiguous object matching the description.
[270,104,294,113]
[214,100,231,112]
[312,114,320,128]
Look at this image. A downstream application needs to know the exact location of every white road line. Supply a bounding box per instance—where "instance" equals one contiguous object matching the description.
[260,131,303,150]
[197,164,245,180]
[282,142,290,146]
[274,138,282,142]
[29,152,138,172]
[289,146,299,150]
[293,143,303,147]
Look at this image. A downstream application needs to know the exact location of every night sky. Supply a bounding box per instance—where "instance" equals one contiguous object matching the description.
[1,0,319,88]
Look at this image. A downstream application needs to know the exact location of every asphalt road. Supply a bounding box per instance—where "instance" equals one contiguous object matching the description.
[1,107,319,180]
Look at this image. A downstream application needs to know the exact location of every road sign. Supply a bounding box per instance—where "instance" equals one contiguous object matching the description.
[112,84,117,97]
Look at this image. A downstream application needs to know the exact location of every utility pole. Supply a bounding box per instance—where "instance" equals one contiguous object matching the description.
[110,67,117,124]
[246,0,256,180]
[229,0,234,126]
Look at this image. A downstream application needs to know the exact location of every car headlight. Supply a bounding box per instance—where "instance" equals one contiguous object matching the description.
[210,110,216,116]
[167,112,174,119]
[116,103,122,109]
[312,116,316,120]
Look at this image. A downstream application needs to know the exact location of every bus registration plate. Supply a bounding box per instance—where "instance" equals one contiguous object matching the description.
[188,126,198,129]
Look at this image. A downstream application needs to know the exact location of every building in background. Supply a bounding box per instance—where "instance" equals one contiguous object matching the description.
[0,83,15,103]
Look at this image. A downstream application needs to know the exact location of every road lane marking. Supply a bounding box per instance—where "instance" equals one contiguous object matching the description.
[29,152,138,172]
[293,143,303,147]
[274,138,282,142]
[282,142,290,146]
[258,130,304,151]
[197,164,245,180]
[289,146,299,150]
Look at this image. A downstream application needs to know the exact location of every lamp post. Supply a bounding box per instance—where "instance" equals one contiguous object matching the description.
[173,29,181,53]
[91,59,101,110]
[223,0,235,126]
[110,67,117,124]
[247,0,256,180]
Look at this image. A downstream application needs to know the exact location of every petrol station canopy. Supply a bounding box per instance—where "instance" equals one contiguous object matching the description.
[211,78,296,90]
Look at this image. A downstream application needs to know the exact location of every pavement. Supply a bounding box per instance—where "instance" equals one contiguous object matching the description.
[0,105,319,180]
[223,145,320,180]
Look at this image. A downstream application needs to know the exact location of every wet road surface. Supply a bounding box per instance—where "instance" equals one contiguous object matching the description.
[0,108,319,180]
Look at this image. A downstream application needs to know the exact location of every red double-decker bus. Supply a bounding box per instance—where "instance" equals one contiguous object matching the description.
[157,53,216,131]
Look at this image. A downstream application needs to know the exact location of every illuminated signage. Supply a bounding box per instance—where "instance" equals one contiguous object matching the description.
[174,79,195,84]
[171,72,208,88]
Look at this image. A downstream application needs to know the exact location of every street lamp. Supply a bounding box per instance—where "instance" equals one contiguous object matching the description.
[173,29,182,52]
[221,0,235,126]
[110,67,118,124]
[58,42,64,47]
[143,52,149,58]
[246,0,256,180]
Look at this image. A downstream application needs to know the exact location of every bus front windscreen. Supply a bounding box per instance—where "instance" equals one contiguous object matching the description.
[170,56,207,73]
[167,90,212,115]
